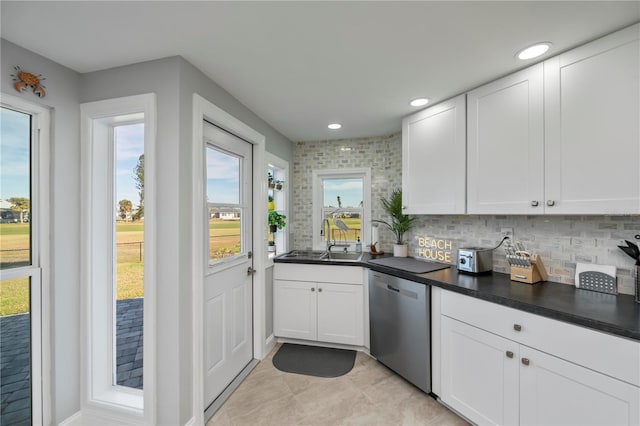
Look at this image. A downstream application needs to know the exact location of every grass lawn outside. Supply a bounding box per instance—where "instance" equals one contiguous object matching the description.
[1,218,361,315]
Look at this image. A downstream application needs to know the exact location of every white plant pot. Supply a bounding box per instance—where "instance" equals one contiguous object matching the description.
[393,244,408,257]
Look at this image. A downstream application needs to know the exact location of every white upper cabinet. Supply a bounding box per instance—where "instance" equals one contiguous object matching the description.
[544,24,640,214]
[402,95,466,214]
[467,64,545,214]
[467,24,639,215]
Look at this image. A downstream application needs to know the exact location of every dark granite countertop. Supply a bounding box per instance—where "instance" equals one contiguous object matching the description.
[274,252,640,341]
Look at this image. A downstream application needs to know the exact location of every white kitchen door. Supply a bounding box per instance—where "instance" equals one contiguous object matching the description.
[203,121,253,409]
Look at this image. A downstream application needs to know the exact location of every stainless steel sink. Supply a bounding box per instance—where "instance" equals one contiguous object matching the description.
[278,250,363,262]
[279,250,328,260]
[326,252,364,261]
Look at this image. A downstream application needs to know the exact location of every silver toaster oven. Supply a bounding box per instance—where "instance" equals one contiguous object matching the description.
[457,247,493,273]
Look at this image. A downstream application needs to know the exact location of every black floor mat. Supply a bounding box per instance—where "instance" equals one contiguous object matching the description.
[272,343,356,378]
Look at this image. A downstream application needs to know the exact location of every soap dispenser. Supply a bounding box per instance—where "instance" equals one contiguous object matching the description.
[355,237,362,253]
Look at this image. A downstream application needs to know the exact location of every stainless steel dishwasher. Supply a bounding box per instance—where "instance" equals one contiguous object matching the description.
[369,270,431,393]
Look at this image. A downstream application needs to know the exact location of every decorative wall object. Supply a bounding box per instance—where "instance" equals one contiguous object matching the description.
[12,66,46,97]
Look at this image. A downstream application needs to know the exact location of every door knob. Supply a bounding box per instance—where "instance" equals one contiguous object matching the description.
[247,267,256,276]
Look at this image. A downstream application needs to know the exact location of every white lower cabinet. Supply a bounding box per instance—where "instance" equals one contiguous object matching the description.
[273,264,364,346]
[273,280,317,341]
[441,316,519,425]
[439,292,640,426]
[519,346,639,426]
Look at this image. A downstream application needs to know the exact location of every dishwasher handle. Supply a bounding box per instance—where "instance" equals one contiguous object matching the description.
[387,284,400,293]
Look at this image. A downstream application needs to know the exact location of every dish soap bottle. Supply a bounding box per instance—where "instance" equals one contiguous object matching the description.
[355,237,362,253]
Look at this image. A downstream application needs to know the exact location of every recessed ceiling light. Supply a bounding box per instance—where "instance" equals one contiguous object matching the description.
[517,42,552,60]
[328,123,342,130]
[409,98,430,107]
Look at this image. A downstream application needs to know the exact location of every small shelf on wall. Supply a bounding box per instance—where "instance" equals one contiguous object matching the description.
[267,155,288,259]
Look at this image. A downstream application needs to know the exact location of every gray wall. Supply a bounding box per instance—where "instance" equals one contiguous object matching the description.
[2,42,294,424]
[291,132,638,296]
[1,39,82,423]
[81,56,294,424]
[81,57,188,425]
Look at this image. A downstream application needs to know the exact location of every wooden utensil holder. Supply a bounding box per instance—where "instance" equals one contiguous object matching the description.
[510,254,548,284]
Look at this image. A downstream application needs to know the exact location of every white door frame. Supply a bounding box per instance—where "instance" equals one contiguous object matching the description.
[0,93,51,425]
[192,94,266,425]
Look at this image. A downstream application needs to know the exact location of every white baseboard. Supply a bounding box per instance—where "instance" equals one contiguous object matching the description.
[183,416,196,426]
[264,334,276,357]
[58,411,82,426]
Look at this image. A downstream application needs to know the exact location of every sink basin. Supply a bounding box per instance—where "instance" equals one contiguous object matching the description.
[277,250,363,262]
[325,252,363,261]
[279,250,328,260]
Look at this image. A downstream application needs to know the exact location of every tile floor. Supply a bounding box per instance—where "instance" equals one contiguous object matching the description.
[207,344,469,426]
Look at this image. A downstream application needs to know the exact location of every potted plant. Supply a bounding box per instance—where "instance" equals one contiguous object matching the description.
[373,188,416,257]
[267,240,276,252]
[268,210,286,233]
[268,172,276,189]
[275,180,284,190]
[268,195,275,211]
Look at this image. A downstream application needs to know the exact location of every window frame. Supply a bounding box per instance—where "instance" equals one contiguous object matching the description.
[204,140,251,275]
[0,94,51,425]
[312,168,371,252]
[80,94,156,422]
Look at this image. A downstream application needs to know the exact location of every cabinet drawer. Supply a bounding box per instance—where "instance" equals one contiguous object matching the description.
[441,290,640,387]
[274,264,364,285]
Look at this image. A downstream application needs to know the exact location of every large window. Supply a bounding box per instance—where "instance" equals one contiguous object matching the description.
[312,169,371,251]
[0,98,49,425]
[81,94,155,419]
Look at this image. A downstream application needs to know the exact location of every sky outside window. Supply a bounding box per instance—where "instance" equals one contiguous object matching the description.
[323,178,363,208]
[115,123,144,209]
[207,148,240,204]
[1,108,31,200]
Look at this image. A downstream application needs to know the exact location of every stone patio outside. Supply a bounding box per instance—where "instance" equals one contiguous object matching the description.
[0,298,143,425]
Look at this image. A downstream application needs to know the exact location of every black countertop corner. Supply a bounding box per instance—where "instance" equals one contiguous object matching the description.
[275,252,640,341]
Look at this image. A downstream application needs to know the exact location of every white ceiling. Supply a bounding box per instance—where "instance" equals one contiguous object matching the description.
[2,1,639,141]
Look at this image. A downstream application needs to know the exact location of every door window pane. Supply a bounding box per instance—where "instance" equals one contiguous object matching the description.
[207,147,243,262]
[114,123,144,389]
[1,277,31,425]
[0,108,31,270]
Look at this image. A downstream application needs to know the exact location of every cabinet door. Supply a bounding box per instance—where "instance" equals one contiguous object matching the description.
[316,282,363,345]
[441,316,519,426]
[402,95,466,214]
[520,346,640,426]
[544,25,640,214]
[273,280,317,340]
[467,64,545,214]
